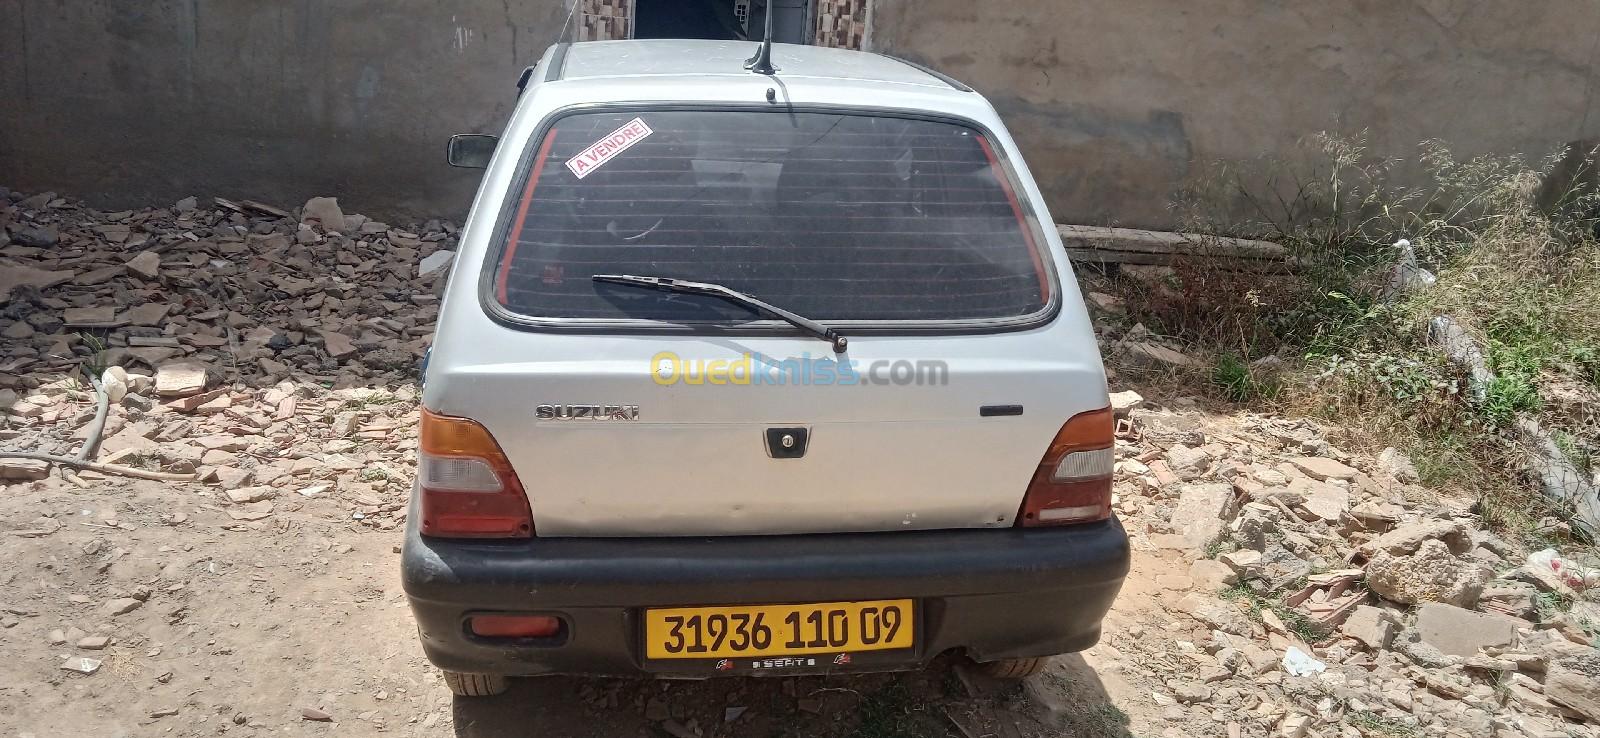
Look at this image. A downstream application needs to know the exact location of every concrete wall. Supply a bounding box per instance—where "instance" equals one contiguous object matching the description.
[0,0,568,219]
[3,1,1599,227]
[870,0,1600,228]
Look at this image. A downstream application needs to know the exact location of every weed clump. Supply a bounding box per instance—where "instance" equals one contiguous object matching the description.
[1102,134,1600,541]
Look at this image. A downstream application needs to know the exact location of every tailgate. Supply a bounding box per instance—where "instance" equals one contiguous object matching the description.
[426,333,1107,537]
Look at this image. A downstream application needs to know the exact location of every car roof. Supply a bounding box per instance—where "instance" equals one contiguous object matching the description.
[555,40,965,91]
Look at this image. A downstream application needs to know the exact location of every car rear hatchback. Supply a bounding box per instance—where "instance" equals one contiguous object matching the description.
[403,39,1128,696]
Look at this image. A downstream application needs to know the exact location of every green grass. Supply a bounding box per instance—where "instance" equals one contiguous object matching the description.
[1407,433,1473,488]
[1220,584,1324,644]
[1481,340,1546,425]
[1533,590,1571,623]
[77,332,109,378]
[1212,354,1281,403]
[1481,374,1541,426]
[1348,710,1421,737]
[847,683,929,738]
[1576,609,1600,641]
[1554,432,1593,477]
[1569,344,1600,386]
[1202,537,1235,560]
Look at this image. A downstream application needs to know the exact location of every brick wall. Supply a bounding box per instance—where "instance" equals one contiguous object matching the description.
[577,0,634,42]
[813,0,868,49]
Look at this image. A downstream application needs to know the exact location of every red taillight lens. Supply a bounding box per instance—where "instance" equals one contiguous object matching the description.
[419,409,534,538]
[469,614,562,639]
[1018,406,1115,526]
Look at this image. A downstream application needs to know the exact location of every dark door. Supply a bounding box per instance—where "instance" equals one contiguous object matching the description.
[632,0,812,43]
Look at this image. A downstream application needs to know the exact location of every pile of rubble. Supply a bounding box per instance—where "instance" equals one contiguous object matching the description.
[0,188,453,385]
[1,188,445,528]
[1110,393,1600,737]
[5,186,1598,735]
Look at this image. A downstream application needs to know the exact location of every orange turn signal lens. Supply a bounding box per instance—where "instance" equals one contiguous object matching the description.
[422,409,508,457]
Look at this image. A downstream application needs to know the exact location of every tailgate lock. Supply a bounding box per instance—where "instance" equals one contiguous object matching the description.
[764,427,809,459]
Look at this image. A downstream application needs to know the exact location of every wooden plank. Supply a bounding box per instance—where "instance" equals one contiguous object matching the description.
[1057,224,1290,271]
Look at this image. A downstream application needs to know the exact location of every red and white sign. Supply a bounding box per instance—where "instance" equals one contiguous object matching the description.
[565,117,654,179]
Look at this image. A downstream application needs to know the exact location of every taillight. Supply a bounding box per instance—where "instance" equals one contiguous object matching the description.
[1018,406,1114,526]
[419,408,533,538]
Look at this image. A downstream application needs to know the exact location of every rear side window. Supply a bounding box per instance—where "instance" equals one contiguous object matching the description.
[490,110,1052,323]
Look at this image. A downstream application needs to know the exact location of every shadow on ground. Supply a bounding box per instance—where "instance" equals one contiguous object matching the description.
[450,654,1130,738]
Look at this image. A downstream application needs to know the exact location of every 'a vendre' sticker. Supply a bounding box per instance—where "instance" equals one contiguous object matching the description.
[565,118,654,179]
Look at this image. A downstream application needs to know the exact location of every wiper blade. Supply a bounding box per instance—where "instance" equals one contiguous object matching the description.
[592,274,848,353]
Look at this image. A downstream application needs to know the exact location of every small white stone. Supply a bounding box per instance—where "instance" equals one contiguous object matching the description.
[418,250,456,277]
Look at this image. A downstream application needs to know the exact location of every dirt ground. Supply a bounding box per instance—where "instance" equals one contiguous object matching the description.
[0,189,1178,738]
[7,191,1597,738]
[0,444,1172,738]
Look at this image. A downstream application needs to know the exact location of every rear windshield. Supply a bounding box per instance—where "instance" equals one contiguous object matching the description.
[490,110,1052,323]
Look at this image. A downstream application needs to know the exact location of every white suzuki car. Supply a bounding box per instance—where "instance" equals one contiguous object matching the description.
[403,37,1127,697]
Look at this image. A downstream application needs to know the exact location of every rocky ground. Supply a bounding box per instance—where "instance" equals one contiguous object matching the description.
[2,189,1599,738]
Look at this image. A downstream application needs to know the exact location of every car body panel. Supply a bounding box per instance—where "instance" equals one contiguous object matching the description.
[423,40,1109,537]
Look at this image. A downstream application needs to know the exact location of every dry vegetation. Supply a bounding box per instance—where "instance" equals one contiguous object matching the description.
[1100,135,1600,544]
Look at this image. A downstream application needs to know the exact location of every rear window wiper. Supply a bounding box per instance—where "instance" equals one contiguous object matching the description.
[592,274,848,353]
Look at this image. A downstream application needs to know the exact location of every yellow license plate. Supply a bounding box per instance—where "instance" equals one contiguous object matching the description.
[644,599,913,660]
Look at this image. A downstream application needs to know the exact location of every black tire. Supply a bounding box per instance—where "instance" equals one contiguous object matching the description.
[442,670,508,697]
[977,656,1049,679]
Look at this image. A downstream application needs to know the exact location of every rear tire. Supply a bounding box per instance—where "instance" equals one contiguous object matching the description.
[977,656,1049,679]
[442,670,508,697]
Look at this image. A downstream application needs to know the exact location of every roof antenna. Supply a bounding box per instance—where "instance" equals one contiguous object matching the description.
[744,0,778,75]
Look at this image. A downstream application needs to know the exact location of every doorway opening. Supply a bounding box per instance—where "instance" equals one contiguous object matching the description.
[630,0,812,43]
[633,0,742,40]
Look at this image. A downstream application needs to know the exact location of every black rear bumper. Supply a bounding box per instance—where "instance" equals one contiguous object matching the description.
[401,515,1129,678]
